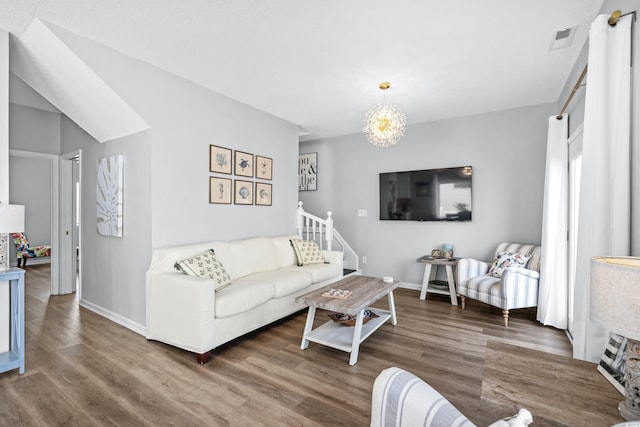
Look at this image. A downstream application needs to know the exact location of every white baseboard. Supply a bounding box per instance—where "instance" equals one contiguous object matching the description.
[399,281,421,291]
[79,299,146,336]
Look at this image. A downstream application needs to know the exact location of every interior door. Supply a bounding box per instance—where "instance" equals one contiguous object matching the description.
[567,124,583,338]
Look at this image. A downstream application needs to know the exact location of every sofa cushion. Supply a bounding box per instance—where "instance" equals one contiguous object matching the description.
[487,252,530,278]
[174,249,231,290]
[215,279,275,318]
[250,269,313,298]
[281,262,341,283]
[290,239,325,266]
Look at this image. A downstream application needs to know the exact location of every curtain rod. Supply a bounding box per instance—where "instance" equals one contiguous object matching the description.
[556,10,636,120]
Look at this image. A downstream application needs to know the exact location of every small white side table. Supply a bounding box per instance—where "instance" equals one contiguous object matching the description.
[0,268,25,375]
[417,256,458,305]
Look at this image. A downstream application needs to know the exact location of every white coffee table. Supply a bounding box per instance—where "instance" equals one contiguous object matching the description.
[295,275,399,366]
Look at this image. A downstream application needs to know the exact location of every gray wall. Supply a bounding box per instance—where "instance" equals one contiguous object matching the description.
[60,117,151,327]
[49,27,299,328]
[8,103,61,155]
[52,26,300,250]
[300,103,554,286]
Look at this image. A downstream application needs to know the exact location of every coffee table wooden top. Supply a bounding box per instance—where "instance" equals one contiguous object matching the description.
[296,275,400,316]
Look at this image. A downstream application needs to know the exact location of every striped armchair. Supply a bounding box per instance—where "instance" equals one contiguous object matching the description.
[456,242,541,327]
[371,367,475,427]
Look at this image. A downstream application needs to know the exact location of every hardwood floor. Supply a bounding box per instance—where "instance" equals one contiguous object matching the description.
[0,265,624,426]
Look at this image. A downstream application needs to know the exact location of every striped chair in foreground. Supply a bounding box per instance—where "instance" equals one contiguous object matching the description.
[371,367,475,427]
[456,242,541,327]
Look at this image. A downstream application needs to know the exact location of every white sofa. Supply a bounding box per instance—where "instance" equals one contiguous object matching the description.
[145,235,344,363]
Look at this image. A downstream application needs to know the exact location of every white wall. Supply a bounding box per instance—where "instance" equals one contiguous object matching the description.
[300,103,554,286]
[9,156,51,245]
[8,103,61,154]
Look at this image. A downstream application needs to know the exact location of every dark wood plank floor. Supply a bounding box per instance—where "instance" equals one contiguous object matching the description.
[0,265,624,426]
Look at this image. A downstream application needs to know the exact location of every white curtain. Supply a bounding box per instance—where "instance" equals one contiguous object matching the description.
[572,14,632,362]
[538,116,568,328]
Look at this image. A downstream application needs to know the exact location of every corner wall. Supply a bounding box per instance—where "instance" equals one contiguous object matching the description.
[52,27,299,328]
[300,103,554,286]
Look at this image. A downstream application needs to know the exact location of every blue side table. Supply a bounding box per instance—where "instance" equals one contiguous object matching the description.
[0,268,25,375]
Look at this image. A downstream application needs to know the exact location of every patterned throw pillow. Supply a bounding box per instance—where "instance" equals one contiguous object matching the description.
[290,239,325,266]
[487,251,531,278]
[174,249,231,290]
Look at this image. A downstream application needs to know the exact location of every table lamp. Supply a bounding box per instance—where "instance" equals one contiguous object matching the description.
[0,204,25,271]
[591,256,640,421]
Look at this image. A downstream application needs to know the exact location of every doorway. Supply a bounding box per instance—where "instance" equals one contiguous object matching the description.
[59,151,81,297]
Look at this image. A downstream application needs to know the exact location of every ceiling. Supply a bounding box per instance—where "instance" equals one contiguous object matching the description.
[0,0,605,142]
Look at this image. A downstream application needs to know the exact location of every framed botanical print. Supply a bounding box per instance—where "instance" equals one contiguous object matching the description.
[209,145,232,174]
[209,177,232,204]
[255,155,273,180]
[298,152,317,191]
[234,180,253,205]
[235,151,254,177]
[255,182,272,206]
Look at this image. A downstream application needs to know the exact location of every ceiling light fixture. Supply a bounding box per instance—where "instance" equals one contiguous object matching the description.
[363,82,406,148]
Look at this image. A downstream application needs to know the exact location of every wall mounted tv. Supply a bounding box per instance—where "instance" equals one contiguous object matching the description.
[379,166,472,221]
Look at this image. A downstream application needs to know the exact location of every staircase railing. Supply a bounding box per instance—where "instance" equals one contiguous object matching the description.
[296,201,360,273]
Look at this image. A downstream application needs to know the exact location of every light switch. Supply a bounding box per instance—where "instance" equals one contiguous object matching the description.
[358,209,368,217]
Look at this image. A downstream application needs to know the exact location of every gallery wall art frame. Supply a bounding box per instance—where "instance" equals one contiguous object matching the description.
[255,155,273,180]
[255,182,272,206]
[209,177,232,204]
[234,180,254,205]
[235,151,254,178]
[299,152,317,191]
[209,145,232,174]
[597,332,626,395]
[96,154,124,237]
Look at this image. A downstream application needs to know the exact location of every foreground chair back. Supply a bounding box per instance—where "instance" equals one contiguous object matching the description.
[371,367,475,427]
[456,242,541,326]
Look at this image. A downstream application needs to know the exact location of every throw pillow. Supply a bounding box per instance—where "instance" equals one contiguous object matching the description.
[487,251,531,278]
[174,249,231,290]
[290,239,325,266]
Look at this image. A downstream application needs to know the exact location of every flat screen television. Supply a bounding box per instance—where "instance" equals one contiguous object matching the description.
[379,166,472,221]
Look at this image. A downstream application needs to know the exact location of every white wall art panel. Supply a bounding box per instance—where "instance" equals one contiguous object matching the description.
[96,154,124,237]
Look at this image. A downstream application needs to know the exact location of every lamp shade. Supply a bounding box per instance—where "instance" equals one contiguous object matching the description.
[591,256,640,341]
[0,204,25,233]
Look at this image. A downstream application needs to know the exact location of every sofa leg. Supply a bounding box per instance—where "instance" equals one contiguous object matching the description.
[195,351,211,364]
[17,259,22,267]
[461,296,466,310]
[502,310,509,327]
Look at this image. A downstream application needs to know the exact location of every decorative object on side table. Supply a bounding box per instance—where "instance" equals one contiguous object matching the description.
[431,249,442,258]
[591,256,640,421]
[0,204,25,271]
[441,243,455,259]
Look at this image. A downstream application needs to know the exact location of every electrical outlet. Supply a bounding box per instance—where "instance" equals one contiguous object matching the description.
[362,256,367,264]
[358,209,368,217]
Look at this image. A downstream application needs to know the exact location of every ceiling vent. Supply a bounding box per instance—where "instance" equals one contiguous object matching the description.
[550,26,576,50]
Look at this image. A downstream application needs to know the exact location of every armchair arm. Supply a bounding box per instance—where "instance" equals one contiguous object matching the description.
[456,258,490,285]
[371,367,475,427]
[500,267,540,309]
[145,272,217,353]
[322,250,344,268]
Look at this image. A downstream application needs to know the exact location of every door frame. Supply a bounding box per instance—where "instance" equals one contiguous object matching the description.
[9,149,59,294]
[60,150,82,298]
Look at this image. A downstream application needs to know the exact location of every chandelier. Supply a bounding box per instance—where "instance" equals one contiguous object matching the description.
[363,82,407,147]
